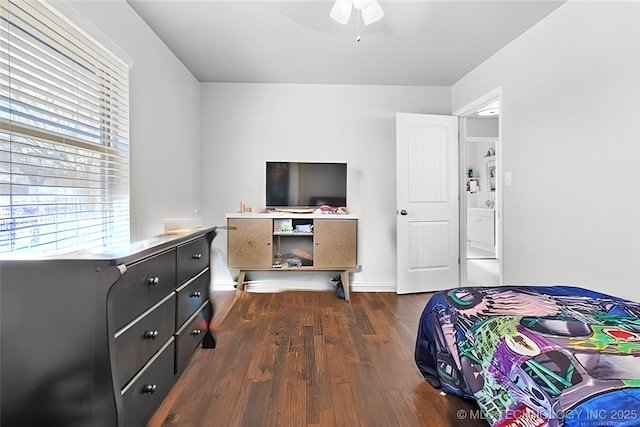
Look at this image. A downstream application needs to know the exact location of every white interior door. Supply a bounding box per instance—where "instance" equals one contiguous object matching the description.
[396,113,459,294]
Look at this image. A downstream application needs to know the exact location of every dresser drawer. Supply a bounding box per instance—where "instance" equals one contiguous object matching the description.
[121,339,175,427]
[114,293,176,388]
[110,249,176,331]
[177,236,210,285]
[175,302,209,376]
[175,268,210,329]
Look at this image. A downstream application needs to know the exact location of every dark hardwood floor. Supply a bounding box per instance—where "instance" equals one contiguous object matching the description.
[148,291,488,427]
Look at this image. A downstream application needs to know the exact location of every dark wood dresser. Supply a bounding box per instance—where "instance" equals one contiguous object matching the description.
[0,226,217,426]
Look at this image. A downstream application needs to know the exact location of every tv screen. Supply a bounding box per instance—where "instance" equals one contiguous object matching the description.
[266,162,347,208]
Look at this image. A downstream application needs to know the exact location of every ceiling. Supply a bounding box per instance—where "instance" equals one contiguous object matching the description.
[126,0,565,86]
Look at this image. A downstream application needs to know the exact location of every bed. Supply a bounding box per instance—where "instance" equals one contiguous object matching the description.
[415,285,640,427]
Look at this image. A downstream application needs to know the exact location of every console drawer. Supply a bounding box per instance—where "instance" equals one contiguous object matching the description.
[177,236,210,285]
[121,339,175,427]
[175,268,210,328]
[115,293,176,388]
[110,249,176,331]
[175,302,209,376]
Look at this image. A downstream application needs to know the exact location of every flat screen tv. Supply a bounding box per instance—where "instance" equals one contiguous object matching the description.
[266,162,347,208]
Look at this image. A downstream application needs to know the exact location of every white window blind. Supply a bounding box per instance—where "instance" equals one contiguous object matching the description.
[0,0,130,254]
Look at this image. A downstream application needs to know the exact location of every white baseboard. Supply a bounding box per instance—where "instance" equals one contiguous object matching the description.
[351,281,397,293]
[238,278,397,294]
[246,280,335,293]
[218,270,398,294]
[243,282,397,293]
[210,279,236,292]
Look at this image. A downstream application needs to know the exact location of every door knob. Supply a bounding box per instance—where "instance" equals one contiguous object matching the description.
[400,210,408,216]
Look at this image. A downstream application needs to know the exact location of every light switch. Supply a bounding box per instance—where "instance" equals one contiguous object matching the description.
[504,172,512,187]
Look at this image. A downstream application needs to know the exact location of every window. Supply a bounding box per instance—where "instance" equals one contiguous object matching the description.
[1,0,130,254]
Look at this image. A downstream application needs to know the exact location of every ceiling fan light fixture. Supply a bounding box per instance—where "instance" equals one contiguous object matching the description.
[352,0,374,10]
[330,0,353,24]
[330,0,383,25]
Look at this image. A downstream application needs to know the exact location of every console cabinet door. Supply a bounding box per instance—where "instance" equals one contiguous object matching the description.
[227,218,273,268]
[313,219,357,269]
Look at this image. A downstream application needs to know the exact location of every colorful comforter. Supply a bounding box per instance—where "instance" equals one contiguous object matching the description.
[415,286,640,427]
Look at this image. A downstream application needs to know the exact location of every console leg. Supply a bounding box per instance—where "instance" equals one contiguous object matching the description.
[340,270,350,302]
[236,271,246,293]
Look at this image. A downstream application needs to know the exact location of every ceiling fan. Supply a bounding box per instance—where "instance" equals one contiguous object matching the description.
[329,0,384,26]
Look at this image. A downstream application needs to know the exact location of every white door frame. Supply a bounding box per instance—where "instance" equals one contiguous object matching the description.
[453,88,503,286]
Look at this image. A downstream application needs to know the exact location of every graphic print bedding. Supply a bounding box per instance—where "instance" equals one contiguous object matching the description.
[414,286,640,427]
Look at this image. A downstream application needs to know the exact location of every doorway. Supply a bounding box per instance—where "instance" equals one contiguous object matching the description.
[454,91,502,287]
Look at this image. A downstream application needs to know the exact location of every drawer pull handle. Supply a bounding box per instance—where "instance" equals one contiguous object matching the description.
[190,291,201,298]
[191,253,202,260]
[191,329,202,336]
[142,384,157,394]
[143,330,159,339]
[147,277,159,286]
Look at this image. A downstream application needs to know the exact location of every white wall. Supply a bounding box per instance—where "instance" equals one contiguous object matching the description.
[452,2,640,301]
[467,118,499,138]
[200,83,450,289]
[55,0,203,241]
[53,1,640,300]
